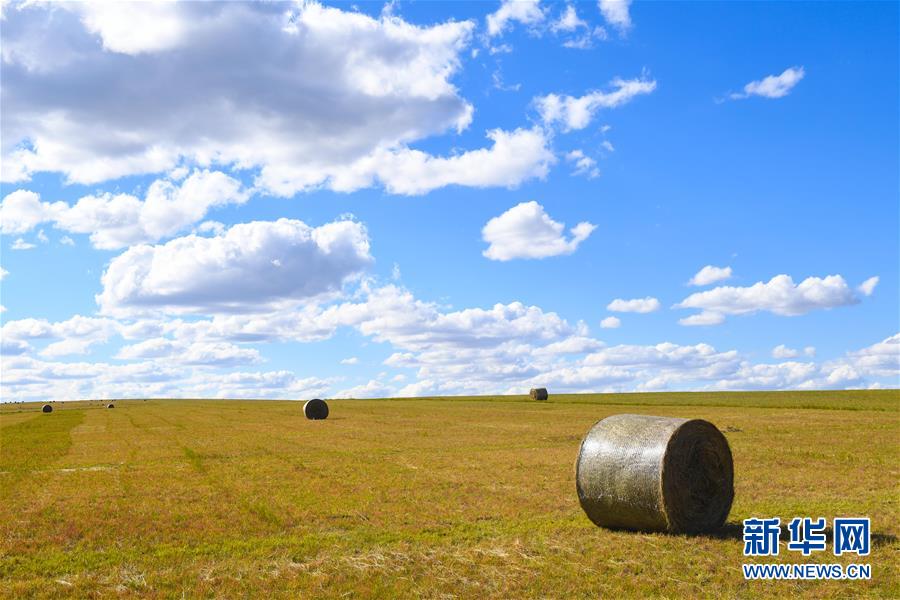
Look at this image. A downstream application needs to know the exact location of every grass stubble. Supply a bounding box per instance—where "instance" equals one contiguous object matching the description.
[0,390,897,598]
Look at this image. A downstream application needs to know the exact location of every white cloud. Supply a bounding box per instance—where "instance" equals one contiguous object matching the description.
[677,274,862,323]
[40,339,97,358]
[2,314,119,356]
[0,353,334,402]
[482,201,596,261]
[327,127,555,196]
[600,316,621,329]
[60,235,75,246]
[566,150,599,178]
[598,0,632,33]
[116,339,261,366]
[1,170,246,250]
[543,336,604,354]
[678,312,725,327]
[562,27,607,50]
[858,276,879,297]
[600,140,614,152]
[0,266,7,281]
[730,66,805,100]
[340,356,359,365]
[486,0,544,37]
[11,238,35,250]
[2,1,517,197]
[334,379,394,399]
[551,5,586,32]
[772,344,800,359]
[607,297,661,313]
[0,190,55,234]
[535,76,656,131]
[97,218,373,315]
[689,265,732,286]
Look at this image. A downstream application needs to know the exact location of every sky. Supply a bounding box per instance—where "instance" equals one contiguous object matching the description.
[0,0,897,402]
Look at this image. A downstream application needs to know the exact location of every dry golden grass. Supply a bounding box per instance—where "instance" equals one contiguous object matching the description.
[1,390,898,598]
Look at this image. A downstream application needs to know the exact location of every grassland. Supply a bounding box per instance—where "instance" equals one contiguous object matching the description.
[1,390,898,598]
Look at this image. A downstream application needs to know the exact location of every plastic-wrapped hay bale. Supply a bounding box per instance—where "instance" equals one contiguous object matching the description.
[530,388,549,401]
[304,398,329,420]
[576,414,734,534]
[42,404,53,413]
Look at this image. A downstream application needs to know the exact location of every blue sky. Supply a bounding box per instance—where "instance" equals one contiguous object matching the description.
[1,0,897,401]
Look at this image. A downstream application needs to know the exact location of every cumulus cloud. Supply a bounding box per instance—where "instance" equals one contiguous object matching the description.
[334,379,394,399]
[482,201,596,261]
[535,76,656,131]
[0,267,8,281]
[551,5,586,32]
[10,238,35,250]
[551,2,608,49]
[340,356,359,365]
[566,150,599,178]
[598,0,632,33]
[730,66,805,100]
[607,297,661,313]
[2,315,119,357]
[676,274,861,324]
[678,312,725,327]
[772,344,816,359]
[97,218,373,315]
[0,1,560,197]
[600,316,621,329]
[330,128,555,196]
[1,170,246,249]
[689,265,732,286]
[486,0,544,37]
[0,354,334,402]
[116,339,261,366]
[772,344,798,359]
[858,276,879,297]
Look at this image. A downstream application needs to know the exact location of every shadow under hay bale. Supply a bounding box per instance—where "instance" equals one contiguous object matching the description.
[576,414,733,535]
[107,403,115,409]
[530,387,548,401]
[304,398,329,420]
[42,404,53,413]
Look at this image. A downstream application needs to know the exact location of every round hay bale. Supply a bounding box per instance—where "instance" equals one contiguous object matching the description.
[42,404,53,413]
[576,414,733,534]
[106,403,115,409]
[303,398,329,420]
[530,387,548,401]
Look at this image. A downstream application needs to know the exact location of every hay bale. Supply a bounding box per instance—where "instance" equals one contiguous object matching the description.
[530,387,549,401]
[42,404,53,413]
[107,403,115,409]
[303,398,329,420]
[576,414,733,534]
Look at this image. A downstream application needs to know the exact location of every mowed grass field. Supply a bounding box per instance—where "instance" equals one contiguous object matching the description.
[1,391,898,598]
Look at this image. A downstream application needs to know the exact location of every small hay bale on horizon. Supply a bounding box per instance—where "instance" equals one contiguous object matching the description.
[304,398,329,420]
[42,404,53,413]
[530,387,548,401]
[107,403,115,409]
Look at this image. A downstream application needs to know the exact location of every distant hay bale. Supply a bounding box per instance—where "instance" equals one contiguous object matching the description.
[42,404,53,413]
[107,403,115,409]
[576,414,734,534]
[303,398,329,420]
[530,387,548,401]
